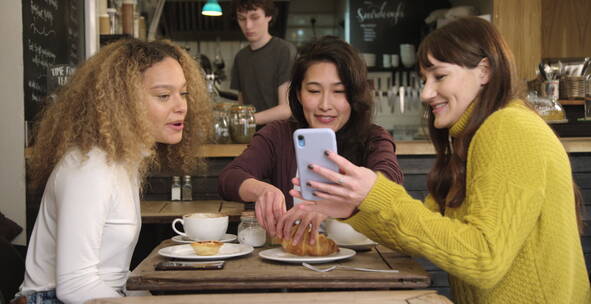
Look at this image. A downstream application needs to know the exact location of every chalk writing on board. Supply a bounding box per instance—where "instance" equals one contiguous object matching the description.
[349,0,436,68]
[356,2,405,25]
[353,1,408,44]
[23,0,84,120]
[30,1,55,25]
[28,80,42,91]
[47,65,76,92]
[30,23,56,37]
[28,39,57,69]
[28,80,45,103]
[42,0,58,10]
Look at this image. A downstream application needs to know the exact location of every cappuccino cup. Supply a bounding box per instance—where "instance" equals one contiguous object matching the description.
[172,213,228,241]
[325,218,370,245]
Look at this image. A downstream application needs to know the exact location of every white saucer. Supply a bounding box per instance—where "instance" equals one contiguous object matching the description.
[159,243,253,260]
[335,239,378,251]
[171,233,237,244]
[258,247,356,264]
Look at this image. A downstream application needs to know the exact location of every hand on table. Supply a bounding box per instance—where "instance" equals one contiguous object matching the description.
[289,150,377,219]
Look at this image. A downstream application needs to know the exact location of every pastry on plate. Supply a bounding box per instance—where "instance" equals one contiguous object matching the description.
[281,224,338,256]
[190,241,223,256]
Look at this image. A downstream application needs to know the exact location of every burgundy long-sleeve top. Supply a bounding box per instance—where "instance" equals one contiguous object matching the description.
[217,120,403,209]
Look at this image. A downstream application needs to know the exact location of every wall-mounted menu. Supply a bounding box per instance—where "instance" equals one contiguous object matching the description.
[348,0,448,66]
[22,0,85,121]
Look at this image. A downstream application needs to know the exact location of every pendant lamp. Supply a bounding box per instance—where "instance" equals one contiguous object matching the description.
[202,0,223,16]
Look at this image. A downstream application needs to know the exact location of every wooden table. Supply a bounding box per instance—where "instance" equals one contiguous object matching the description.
[88,290,452,304]
[127,240,431,292]
[141,200,245,224]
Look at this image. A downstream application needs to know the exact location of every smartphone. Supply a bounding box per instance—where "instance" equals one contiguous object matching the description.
[293,128,338,201]
[155,260,225,271]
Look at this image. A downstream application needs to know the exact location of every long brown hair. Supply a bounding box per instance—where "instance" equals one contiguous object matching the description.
[28,39,212,190]
[288,36,374,165]
[418,17,518,211]
[418,17,583,232]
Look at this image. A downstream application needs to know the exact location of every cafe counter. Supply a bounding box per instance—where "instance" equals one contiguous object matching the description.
[198,137,591,157]
[23,138,591,159]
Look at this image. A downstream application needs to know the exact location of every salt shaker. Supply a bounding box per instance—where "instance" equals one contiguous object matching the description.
[237,211,266,247]
[171,176,181,201]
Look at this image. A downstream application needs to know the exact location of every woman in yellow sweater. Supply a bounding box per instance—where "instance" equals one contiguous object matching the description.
[289,17,590,303]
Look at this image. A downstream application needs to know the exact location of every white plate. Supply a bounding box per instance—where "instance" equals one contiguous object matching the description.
[258,247,356,264]
[171,234,237,244]
[336,239,378,251]
[159,243,253,260]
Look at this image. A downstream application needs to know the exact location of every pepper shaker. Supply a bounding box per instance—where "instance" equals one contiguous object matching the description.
[182,175,193,201]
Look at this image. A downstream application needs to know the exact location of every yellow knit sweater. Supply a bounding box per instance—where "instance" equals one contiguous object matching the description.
[346,100,590,303]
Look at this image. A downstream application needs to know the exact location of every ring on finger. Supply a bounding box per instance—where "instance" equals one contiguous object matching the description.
[337,176,345,185]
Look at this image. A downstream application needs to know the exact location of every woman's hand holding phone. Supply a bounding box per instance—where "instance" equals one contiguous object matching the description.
[289,150,378,219]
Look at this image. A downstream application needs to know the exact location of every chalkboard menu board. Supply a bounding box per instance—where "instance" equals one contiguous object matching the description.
[22,0,85,121]
[349,0,448,64]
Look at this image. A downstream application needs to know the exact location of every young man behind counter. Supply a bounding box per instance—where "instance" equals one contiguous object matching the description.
[231,0,297,125]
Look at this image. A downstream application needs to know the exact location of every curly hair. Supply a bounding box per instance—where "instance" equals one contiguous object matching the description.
[288,36,374,165]
[28,39,213,189]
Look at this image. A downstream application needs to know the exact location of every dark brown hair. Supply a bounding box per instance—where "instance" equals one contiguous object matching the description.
[418,17,519,211]
[231,0,277,20]
[289,36,373,165]
[418,17,583,233]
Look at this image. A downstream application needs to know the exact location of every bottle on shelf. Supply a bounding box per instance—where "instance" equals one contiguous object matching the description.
[106,8,118,34]
[229,105,256,144]
[121,0,136,35]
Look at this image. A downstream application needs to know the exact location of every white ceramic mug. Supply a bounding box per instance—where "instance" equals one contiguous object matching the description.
[391,54,400,68]
[400,44,416,68]
[325,218,370,245]
[382,54,391,68]
[172,213,228,241]
[361,53,376,67]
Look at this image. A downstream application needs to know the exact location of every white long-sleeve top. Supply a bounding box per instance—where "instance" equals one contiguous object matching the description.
[20,148,141,304]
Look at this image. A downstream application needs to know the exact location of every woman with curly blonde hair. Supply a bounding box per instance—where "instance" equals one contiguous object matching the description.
[16,39,212,304]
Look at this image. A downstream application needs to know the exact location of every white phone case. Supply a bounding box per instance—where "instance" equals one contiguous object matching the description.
[293,128,338,201]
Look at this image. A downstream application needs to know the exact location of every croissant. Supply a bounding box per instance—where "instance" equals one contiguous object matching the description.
[281,224,339,256]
